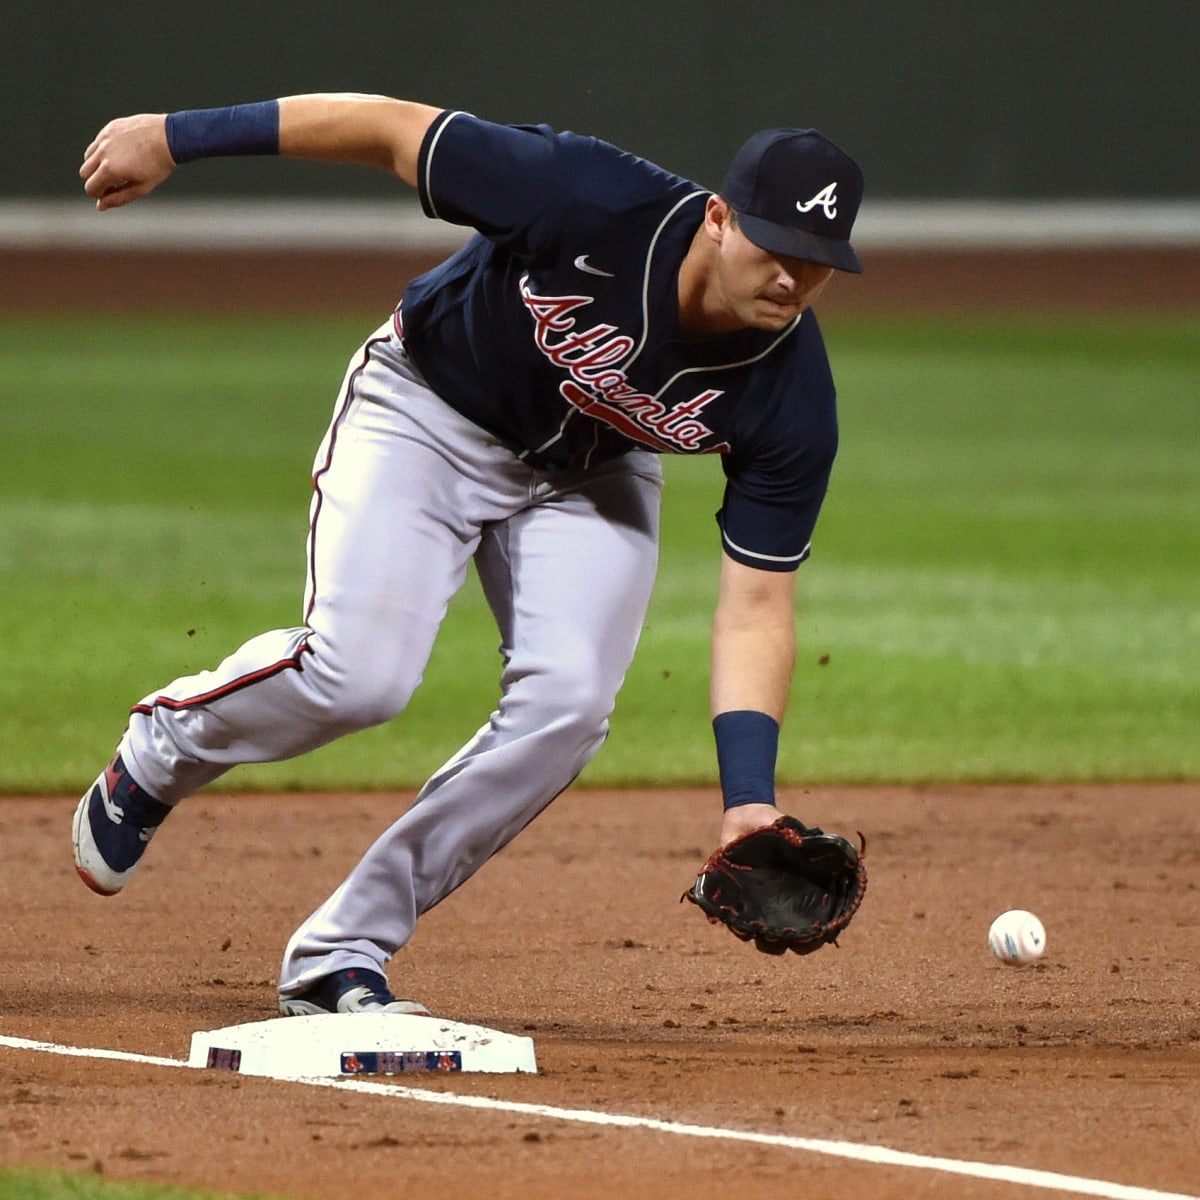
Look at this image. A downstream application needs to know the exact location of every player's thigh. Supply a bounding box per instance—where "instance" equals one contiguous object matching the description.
[304,356,516,690]
[476,453,663,695]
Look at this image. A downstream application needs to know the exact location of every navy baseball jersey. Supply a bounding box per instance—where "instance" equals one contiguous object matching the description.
[401,111,839,571]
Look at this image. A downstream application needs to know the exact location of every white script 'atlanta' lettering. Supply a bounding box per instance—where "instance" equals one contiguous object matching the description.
[520,277,729,454]
[796,182,838,220]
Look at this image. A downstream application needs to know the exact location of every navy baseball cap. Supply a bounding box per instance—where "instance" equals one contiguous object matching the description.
[720,128,864,273]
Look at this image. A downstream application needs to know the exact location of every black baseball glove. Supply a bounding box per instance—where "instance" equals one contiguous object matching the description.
[683,816,867,956]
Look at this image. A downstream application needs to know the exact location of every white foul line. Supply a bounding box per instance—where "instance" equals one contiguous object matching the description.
[0,1034,182,1070]
[1,1033,1195,1200]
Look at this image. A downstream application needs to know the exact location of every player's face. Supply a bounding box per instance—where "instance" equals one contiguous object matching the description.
[717,223,835,331]
[695,199,835,332]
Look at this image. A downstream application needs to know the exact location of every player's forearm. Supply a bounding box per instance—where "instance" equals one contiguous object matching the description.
[709,617,794,838]
[277,94,442,185]
[708,557,797,827]
[710,557,797,722]
[710,619,795,721]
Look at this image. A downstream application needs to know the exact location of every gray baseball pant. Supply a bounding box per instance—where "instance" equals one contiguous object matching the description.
[116,319,663,996]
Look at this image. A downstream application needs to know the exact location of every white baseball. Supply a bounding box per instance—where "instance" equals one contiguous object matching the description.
[987,909,1046,965]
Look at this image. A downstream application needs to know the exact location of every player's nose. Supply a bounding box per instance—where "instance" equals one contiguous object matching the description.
[779,260,833,297]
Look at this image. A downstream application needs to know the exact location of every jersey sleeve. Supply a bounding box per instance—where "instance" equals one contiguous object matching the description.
[716,449,835,571]
[416,111,685,259]
[716,318,840,572]
[416,112,582,256]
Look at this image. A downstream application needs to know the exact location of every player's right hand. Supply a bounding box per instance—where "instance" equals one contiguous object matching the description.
[80,114,176,211]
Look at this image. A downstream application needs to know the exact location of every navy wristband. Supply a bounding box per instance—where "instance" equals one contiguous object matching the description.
[165,101,281,164]
[712,710,779,810]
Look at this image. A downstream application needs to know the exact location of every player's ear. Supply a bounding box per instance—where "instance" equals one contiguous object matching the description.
[705,195,734,243]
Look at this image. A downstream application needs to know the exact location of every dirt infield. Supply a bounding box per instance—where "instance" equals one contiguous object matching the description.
[1,784,1198,1199]
[4,246,1200,314]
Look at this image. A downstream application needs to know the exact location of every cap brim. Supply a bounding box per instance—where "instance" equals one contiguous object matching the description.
[736,212,863,274]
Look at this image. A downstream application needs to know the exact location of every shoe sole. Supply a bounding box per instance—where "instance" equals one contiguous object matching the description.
[71,793,124,897]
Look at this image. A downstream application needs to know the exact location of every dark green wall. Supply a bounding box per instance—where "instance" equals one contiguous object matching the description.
[8,1,1197,199]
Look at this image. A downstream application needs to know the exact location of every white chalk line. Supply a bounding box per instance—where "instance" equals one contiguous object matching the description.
[1,1033,1195,1200]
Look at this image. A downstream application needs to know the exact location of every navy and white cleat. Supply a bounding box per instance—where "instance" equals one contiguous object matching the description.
[279,968,431,1017]
[72,754,171,896]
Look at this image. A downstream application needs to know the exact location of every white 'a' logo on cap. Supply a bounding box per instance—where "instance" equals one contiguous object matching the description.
[796,182,838,220]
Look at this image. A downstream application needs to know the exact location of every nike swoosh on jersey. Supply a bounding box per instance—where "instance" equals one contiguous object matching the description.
[573,255,615,278]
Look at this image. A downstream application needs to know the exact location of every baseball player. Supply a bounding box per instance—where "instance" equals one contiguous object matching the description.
[74,93,864,1016]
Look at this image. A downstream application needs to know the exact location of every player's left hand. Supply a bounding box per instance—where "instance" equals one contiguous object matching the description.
[718,801,783,847]
[80,113,175,211]
[685,815,867,956]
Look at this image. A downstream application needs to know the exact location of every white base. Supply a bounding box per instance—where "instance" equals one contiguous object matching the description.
[188,1014,537,1077]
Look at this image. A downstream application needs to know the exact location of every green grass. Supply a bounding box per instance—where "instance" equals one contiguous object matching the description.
[0,1165,281,1200]
[1,313,1196,790]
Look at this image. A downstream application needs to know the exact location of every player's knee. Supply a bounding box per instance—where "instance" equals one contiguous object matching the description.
[528,657,620,744]
[304,641,421,730]
[336,679,418,729]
